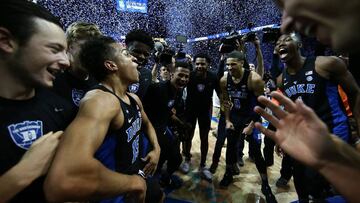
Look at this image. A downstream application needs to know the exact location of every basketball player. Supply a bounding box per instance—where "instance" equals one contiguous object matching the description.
[45,36,163,203]
[271,33,360,202]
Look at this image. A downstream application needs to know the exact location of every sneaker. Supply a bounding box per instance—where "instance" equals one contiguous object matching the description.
[179,160,190,174]
[275,177,289,188]
[209,162,218,174]
[261,184,277,203]
[200,167,213,182]
[238,157,244,167]
[219,173,233,188]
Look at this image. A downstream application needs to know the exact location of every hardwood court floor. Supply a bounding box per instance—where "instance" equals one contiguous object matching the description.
[167,121,298,203]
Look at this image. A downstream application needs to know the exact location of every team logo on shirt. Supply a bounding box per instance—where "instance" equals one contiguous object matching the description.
[197,84,205,92]
[72,89,85,107]
[305,71,313,76]
[306,76,313,82]
[129,83,140,93]
[7,120,43,150]
[284,83,316,97]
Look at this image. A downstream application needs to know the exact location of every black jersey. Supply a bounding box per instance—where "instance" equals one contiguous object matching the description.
[282,57,349,141]
[53,70,98,108]
[349,53,360,86]
[0,88,75,203]
[143,81,180,135]
[128,68,152,101]
[93,85,142,173]
[186,71,220,111]
[227,69,257,125]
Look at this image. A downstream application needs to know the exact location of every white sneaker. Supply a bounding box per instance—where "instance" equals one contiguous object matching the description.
[200,167,213,182]
[180,161,190,174]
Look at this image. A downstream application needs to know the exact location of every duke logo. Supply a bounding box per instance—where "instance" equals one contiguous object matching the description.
[8,120,43,150]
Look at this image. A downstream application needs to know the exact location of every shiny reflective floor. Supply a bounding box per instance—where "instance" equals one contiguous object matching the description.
[167,122,298,203]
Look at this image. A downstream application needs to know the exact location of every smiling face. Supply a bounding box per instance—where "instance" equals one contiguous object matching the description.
[7,18,69,88]
[274,34,301,63]
[276,0,360,53]
[171,67,190,90]
[225,58,243,77]
[195,57,209,76]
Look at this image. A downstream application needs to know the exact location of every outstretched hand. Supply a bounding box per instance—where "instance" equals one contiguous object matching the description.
[254,92,337,169]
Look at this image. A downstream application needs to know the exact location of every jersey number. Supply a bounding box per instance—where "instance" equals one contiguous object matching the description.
[234,99,241,109]
[132,136,139,163]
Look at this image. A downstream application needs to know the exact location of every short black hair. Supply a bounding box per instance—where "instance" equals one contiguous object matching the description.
[125,29,154,50]
[227,50,245,61]
[193,53,211,64]
[0,0,61,46]
[79,36,117,81]
[277,32,302,45]
[175,61,191,71]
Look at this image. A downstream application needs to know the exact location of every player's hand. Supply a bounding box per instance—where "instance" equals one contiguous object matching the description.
[142,149,160,176]
[19,131,63,177]
[254,92,337,170]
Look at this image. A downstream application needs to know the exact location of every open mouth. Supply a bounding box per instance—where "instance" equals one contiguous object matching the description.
[278,47,288,59]
[46,67,60,78]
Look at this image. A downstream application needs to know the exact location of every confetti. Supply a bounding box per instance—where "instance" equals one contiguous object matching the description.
[38,0,283,70]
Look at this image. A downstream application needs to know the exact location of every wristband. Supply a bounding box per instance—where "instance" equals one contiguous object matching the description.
[137,170,146,179]
[354,138,360,146]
